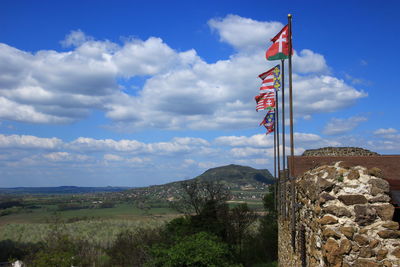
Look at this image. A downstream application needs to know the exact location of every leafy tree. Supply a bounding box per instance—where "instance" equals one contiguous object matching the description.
[172,181,231,215]
[106,228,162,267]
[147,232,241,267]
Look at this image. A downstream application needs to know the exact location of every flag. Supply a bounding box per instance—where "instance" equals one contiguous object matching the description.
[260,110,275,135]
[266,25,292,61]
[255,92,275,111]
[255,65,280,111]
[259,65,281,92]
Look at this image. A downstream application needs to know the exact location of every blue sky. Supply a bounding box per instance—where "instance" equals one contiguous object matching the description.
[0,0,399,187]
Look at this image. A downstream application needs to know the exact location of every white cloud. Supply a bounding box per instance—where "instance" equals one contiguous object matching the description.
[208,14,283,52]
[374,128,398,135]
[0,134,62,149]
[323,116,368,135]
[214,134,273,147]
[0,15,366,131]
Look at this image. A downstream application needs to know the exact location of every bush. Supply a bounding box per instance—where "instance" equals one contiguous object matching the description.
[147,232,241,267]
[106,228,162,267]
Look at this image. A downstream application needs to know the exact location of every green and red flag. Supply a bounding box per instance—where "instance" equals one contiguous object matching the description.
[266,25,292,61]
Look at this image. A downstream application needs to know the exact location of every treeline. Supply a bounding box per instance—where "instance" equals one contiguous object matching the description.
[0,181,277,266]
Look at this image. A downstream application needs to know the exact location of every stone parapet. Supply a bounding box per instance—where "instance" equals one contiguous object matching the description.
[278,162,400,266]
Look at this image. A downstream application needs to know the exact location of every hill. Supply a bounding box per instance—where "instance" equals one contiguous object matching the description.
[0,186,131,195]
[123,164,274,203]
[193,164,274,185]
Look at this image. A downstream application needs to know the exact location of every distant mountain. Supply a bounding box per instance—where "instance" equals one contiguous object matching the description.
[0,186,132,195]
[192,164,274,185]
[124,164,275,203]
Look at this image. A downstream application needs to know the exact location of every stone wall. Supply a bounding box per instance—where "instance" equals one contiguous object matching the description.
[302,147,380,157]
[278,162,400,266]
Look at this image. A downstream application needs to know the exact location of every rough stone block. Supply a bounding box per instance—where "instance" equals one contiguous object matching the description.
[369,178,389,192]
[319,192,336,204]
[369,194,391,203]
[339,226,355,239]
[323,205,352,217]
[354,204,377,226]
[347,169,360,180]
[354,234,369,246]
[373,204,395,221]
[318,215,338,225]
[338,194,368,205]
[354,259,381,267]
[368,167,384,178]
[376,248,388,261]
[339,238,352,254]
[377,230,400,239]
[322,227,341,239]
[382,221,399,230]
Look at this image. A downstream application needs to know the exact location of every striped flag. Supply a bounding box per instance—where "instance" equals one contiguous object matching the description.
[255,65,280,111]
[259,64,281,92]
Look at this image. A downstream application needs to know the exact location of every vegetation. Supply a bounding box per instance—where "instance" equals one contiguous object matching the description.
[0,164,278,266]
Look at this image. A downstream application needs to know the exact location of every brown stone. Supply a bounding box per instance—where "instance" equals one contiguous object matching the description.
[373,204,395,220]
[359,227,369,234]
[392,247,400,258]
[347,169,360,180]
[369,178,390,196]
[319,215,338,225]
[382,221,399,230]
[369,239,380,248]
[354,234,369,246]
[338,194,368,205]
[352,243,360,252]
[354,259,381,267]
[323,227,341,239]
[368,167,384,178]
[377,230,400,239]
[338,161,354,169]
[377,248,388,261]
[323,205,352,217]
[325,167,338,180]
[340,226,355,239]
[359,246,373,257]
[315,204,322,214]
[319,192,336,204]
[369,194,391,203]
[354,205,377,226]
[323,238,342,266]
[318,177,335,191]
[383,260,392,267]
[339,238,352,254]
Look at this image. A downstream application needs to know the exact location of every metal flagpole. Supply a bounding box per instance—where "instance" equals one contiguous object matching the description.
[280,58,286,218]
[275,76,281,216]
[288,13,296,251]
[273,116,277,211]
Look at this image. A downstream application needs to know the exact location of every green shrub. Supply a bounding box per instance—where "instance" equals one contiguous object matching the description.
[147,232,241,267]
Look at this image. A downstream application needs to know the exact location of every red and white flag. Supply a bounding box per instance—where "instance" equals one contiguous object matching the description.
[255,92,275,111]
[266,25,292,61]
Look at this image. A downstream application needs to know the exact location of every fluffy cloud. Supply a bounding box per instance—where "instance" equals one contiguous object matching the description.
[0,134,62,149]
[323,116,368,135]
[374,128,398,135]
[0,15,365,130]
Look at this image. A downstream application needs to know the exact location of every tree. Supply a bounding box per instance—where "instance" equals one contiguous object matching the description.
[172,180,231,215]
[147,232,241,267]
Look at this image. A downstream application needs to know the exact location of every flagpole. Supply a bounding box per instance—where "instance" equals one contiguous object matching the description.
[273,119,277,211]
[280,59,286,218]
[275,81,281,215]
[288,13,296,251]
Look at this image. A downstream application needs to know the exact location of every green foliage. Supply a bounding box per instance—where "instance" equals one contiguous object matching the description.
[147,232,241,267]
[106,228,162,267]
